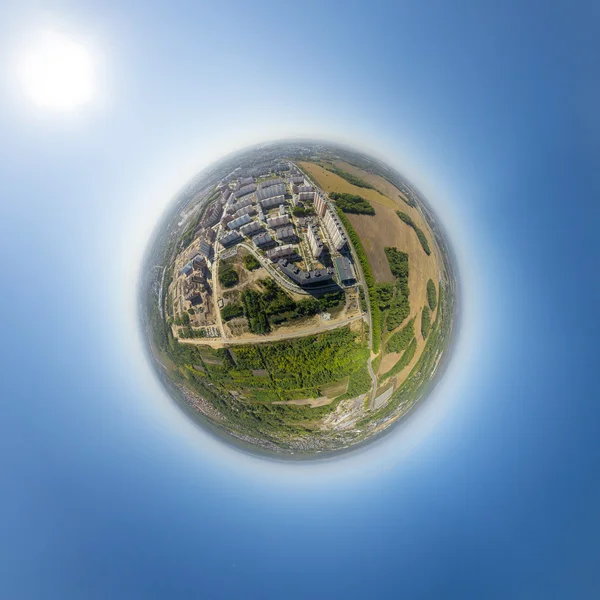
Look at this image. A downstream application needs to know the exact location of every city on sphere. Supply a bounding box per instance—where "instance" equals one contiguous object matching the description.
[140,140,458,457]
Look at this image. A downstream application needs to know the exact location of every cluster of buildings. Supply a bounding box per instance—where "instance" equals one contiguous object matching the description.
[178,162,357,301]
[179,253,209,306]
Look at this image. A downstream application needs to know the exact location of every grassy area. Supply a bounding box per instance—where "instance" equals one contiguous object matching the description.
[330,192,375,215]
[243,254,260,271]
[380,338,417,380]
[239,279,345,334]
[164,325,370,441]
[361,282,454,427]
[381,248,410,332]
[292,205,314,217]
[396,211,431,255]
[427,279,437,310]
[221,303,244,321]
[334,207,381,353]
[386,318,415,354]
[219,261,239,288]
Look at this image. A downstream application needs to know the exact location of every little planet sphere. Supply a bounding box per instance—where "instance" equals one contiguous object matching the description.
[140,140,457,458]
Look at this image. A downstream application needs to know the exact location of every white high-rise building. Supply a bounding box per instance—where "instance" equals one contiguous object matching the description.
[323,209,346,251]
[307,223,324,258]
[314,192,327,217]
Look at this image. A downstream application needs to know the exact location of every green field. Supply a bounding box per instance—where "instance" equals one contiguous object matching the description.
[164,325,370,441]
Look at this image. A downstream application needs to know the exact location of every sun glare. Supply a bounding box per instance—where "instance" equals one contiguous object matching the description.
[18,30,94,110]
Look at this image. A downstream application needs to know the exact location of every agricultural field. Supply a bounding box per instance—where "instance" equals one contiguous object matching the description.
[299,158,444,397]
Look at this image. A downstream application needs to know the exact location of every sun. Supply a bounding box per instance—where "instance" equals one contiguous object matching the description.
[18,30,94,110]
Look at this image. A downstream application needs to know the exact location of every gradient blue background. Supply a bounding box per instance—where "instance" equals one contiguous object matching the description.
[1,1,598,598]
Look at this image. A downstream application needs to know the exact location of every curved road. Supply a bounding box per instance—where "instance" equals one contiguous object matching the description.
[298,164,378,407]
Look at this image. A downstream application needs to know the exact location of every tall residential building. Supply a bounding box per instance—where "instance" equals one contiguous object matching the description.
[314,192,327,217]
[257,184,287,201]
[306,223,324,258]
[323,209,347,251]
[258,177,285,189]
[233,183,256,199]
[267,215,290,228]
[259,195,286,210]
[227,214,252,230]
[240,221,263,236]
[265,244,296,261]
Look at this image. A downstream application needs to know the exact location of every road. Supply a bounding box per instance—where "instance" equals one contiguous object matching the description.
[297,163,378,407]
[179,313,364,346]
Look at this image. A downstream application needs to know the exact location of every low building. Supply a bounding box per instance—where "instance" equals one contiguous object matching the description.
[192,254,206,269]
[180,262,193,277]
[334,255,356,284]
[198,239,213,259]
[185,291,203,305]
[278,259,334,288]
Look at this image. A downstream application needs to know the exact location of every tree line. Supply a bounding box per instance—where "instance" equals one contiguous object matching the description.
[427,279,437,310]
[396,211,431,255]
[325,165,374,189]
[330,192,375,215]
[334,208,381,353]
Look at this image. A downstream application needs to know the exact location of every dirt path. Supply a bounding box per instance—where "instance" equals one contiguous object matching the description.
[178,313,365,347]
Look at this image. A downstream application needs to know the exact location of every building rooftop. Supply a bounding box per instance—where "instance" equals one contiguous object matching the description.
[257,184,286,201]
[228,214,253,230]
[278,259,334,287]
[276,226,296,240]
[219,231,243,247]
[233,184,257,199]
[334,256,356,283]
[252,233,274,247]
[258,177,285,189]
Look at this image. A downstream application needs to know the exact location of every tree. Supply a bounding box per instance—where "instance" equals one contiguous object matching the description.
[427,279,437,310]
[421,305,431,339]
[243,254,260,271]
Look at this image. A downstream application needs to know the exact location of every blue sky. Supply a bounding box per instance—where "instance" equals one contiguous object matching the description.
[0,1,598,598]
